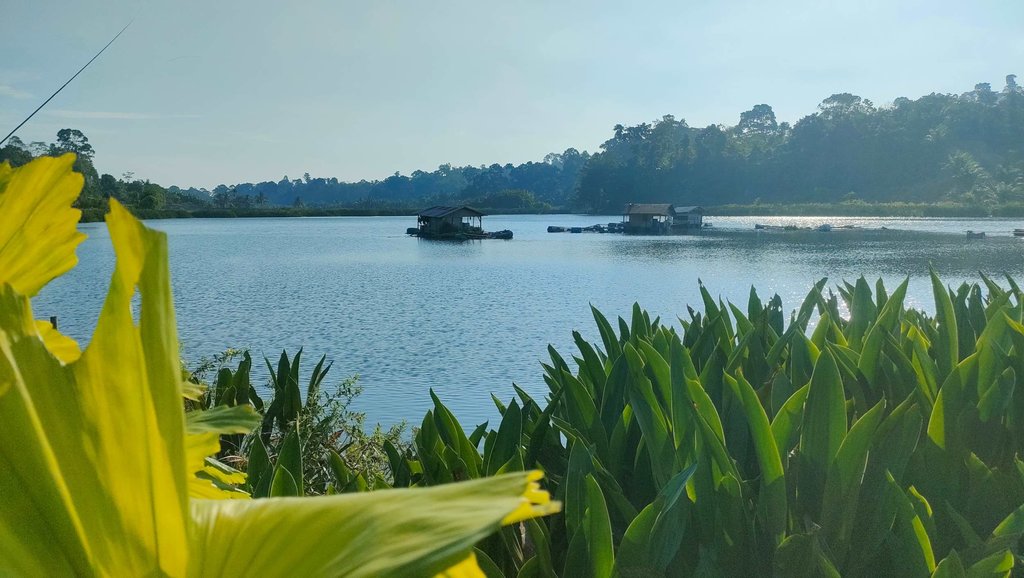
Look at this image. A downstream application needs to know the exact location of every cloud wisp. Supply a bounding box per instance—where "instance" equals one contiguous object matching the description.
[0,84,33,99]
[44,109,201,120]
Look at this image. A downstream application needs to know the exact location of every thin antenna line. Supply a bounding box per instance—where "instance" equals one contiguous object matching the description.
[1,20,133,147]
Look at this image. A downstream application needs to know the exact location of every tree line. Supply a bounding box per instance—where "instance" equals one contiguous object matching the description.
[3,74,1023,215]
[574,74,1024,212]
[0,129,211,219]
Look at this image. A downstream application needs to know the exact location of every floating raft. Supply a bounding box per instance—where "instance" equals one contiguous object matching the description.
[548,222,624,234]
[406,227,513,240]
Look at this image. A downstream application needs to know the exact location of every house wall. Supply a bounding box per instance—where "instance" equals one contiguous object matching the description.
[676,212,703,226]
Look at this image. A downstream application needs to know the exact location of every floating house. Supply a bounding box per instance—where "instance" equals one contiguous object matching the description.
[413,206,486,239]
[408,206,513,240]
[622,203,703,235]
[673,206,704,229]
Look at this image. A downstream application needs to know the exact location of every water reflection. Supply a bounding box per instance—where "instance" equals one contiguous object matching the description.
[33,214,1024,427]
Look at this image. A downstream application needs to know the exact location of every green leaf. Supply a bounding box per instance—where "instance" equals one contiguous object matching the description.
[591,305,622,361]
[583,475,614,578]
[771,383,810,455]
[886,472,936,577]
[799,349,847,521]
[932,268,959,379]
[725,372,786,544]
[821,399,885,551]
[965,550,1014,577]
[933,550,967,578]
[486,399,522,476]
[270,427,303,497]
[185,404,261,436]
[773,533,841,578]
[247,434,273,497]
[615,463,697,575]
[977,367,1015,422]
[859,277,909,386]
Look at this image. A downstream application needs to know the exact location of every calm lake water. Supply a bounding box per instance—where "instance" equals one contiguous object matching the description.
[34,214,1024,427]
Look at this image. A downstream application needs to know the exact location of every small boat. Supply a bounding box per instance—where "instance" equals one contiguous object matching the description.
[816,224,833,232]
[547,226,566,233]
[1014,229,1024,237]
[966,230,986,239]
[487,230,513,240]
[570,227,583,234]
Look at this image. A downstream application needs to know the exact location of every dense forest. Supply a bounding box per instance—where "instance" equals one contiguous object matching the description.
[2,74,1023,216]
[575,74,1024,212]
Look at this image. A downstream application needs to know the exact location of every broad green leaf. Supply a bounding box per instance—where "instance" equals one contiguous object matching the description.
[615,463,696,575]
[859,277,909,386]
[799,349,847,521]
[725,372,786,544]
[965,550,1014,577]
[591,304,622,361]
[928,354,977,451]
[933,550,967,578]
[821,399,885,550]
[486,399,522,476]
[771,383,810,454]
[583,475,614,578]
[932,268,959,379]
[977,367,1014,422]
[886,472,936,576]
[773,533,841,578]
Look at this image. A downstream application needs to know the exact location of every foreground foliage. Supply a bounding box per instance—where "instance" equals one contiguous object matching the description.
[0,155,558,576]
[369,274,1024,576]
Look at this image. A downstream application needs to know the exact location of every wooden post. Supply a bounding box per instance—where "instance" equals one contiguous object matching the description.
[49,316,58,330]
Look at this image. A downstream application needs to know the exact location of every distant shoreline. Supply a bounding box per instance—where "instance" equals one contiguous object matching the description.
[79,202,1024,223]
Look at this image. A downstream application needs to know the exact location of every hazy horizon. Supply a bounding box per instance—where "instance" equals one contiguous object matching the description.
[3,0,1023,189]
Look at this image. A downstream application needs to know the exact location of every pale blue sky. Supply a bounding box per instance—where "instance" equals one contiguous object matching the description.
[2,0,1022,188]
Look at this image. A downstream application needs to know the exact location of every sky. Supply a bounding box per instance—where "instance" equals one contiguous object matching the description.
[2,0,1023,189]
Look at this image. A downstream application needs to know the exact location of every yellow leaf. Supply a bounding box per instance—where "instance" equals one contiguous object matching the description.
[187,472,556,577]
[0,154,86,296]
[436,552,485,578]
[34,319,81,363]
[0,159,560,577]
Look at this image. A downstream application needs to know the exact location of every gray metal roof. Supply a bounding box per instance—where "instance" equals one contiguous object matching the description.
[417,206,486,218]
[624,203,674,216]
[675,206,703,214]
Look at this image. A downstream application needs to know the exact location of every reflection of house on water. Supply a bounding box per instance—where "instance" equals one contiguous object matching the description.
[622,204,704,235]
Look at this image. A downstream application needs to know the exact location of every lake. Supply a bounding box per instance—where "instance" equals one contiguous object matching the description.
[34,214,1024,428]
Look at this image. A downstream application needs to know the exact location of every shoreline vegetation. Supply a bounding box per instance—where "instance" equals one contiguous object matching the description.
[6,75,1024,224]
[80,200,1024,223]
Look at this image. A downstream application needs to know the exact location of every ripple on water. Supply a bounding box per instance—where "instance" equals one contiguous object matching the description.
[33,214,1024,427]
